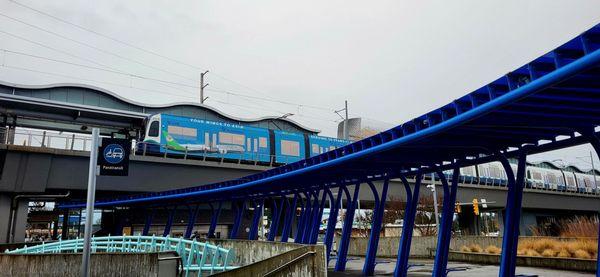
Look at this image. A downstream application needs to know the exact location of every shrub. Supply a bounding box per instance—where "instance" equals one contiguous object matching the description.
[573,249,592,259]
[485,245,501,254]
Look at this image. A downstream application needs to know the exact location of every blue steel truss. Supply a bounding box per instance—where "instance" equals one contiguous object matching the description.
[60,23,600,277]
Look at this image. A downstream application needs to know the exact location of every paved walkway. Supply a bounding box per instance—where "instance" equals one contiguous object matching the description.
[328,257,595,276]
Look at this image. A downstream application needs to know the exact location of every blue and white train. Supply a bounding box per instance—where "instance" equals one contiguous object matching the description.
[138,114,349,164]
[450,162,599,194]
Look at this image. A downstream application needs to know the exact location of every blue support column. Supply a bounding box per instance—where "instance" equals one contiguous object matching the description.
[310,190,328,244]
[208,202,222,238]
[394,174,422,277]
[324,187,344,263]
[498,152,527,277]
[230,201,245,239]
[281,194,298,242]
[298,191,318,243]
[335,183,361,272]
[184,205,200,239]
[581,131,600,277]
[142,210,154,236]
[363,178,390,276]
[295,193,310,243]
[268,197,285,241]
[432,167,460,276]
[302,191,319,243]
[163,207,176,237]
[248,199,264,240]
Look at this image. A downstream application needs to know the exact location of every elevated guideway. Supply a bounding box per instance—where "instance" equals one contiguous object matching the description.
[60,23,600,277]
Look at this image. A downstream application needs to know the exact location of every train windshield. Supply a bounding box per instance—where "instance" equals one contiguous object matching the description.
[148,121,160,137]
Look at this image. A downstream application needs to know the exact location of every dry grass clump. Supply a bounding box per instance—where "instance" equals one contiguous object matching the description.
[460,245,470,252]
[559,216,598,238]
[485,245,501,254]
[525,249,541,257]
[541,249,556,257]
[573,249,592,259]
[556,249,571,258]
[469,244,483,253]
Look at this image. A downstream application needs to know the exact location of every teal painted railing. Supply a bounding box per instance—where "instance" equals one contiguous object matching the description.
[5,235,236,276]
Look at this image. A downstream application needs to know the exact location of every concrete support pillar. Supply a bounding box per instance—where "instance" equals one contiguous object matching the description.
[0,194,11,243]
[11,199,28,243]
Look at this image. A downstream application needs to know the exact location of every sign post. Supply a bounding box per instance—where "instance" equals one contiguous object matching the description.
[81,128,99,277]
[81,130,130,276]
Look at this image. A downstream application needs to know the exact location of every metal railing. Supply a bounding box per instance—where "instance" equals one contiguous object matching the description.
[2,128,93,151]
[5,235,236,277]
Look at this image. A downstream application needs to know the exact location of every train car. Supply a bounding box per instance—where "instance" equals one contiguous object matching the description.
[142,114,271,162]
[477,162,508,186]
[561,170,578,192]
[308,135,348,156]
[273,130,306,164]
[526,166,563,190]
[459,166,477,184]
[574,172,595,193]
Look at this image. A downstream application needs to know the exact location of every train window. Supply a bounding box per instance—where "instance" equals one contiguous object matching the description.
[148,121,159,137]
[219,132,245,145]
[462,167,474,176]
[532,171,542,180]
[329,146,336,151]
[167,126,197,138]
[546,174,557,184]
[312,144,319,154]
[281,140,300,156]
[205,133,210,147]
[259,137,268,148]
[566,176,576,186]
[247,138,251,151]
[253,138,258,152]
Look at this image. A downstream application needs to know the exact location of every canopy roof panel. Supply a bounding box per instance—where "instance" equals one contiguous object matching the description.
[60,23,600,209]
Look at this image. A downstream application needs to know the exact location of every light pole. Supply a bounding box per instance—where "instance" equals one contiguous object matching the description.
[81,128,99,277]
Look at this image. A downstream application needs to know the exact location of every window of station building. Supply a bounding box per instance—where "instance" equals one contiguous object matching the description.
[219,132,245,145]
[281,140,300,156]
[148,121,159,137]
[167,125,197,138]
[461,166,475,176]
[259,137,268,148]
[531,171,543,180]
[584,177,593,187]
[566,176,576,186]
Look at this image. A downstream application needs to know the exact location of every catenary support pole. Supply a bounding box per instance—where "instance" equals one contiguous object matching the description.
[498,151,527,277]
[363,178,389,276]
[432,167,460,276]
[335,183,361,271]
[394,174,422,277]
[81,127,99,277]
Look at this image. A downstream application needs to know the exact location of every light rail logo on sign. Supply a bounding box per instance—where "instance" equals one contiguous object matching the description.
[97,138,130,176]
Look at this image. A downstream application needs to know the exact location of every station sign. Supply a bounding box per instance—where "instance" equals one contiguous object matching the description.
[97,138,130,176]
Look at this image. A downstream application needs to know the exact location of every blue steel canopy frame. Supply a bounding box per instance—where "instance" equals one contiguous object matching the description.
[60,24,600,276]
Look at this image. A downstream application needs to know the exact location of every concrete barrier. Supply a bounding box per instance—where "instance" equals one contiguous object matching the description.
[448,251,596,272]
[0,252,178,277]
[213,245,326,277]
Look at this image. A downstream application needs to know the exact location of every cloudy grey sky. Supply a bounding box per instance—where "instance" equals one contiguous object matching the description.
[1,0,600,167]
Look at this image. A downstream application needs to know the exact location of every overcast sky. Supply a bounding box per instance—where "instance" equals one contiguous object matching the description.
[1,0,600,167]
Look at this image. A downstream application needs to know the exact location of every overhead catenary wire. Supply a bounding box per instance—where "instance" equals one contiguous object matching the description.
[0,12,199,83]
[3,0,395,128]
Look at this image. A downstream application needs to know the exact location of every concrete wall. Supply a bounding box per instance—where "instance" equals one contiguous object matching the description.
[0,252,178,277]
[202,239,305,266]
[213,245,326,277]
